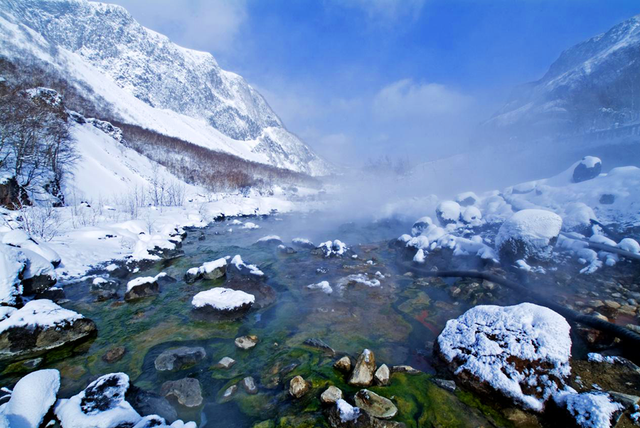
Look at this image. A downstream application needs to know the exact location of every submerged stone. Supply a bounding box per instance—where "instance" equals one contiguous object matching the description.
[242,376,258,394]
[235,335,259,350]
[214,356,236,369]
[154,346,206,371]
[102,346,126,363]
[161,378,203,408]
[289,375,310,399]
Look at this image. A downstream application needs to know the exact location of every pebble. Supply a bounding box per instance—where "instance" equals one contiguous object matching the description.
[604,300,621,309]
[242,376,258,394]
[235,335,259,350]
[214,357,236,369]
[374,364,390,386]
[320,386,343,404]
[334,356,352,373]
[289,375,310,398]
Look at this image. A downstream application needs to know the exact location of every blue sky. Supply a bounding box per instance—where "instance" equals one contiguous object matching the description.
[111,0,640,165]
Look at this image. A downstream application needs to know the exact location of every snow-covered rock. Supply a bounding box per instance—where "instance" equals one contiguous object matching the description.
[55,373,139,428]
[255,235,283,245]
[191,287,255,313]
[230,255,264,276]
[125,273,166,301]
[554,391,623,428]
[291,238,315,249]
[495,209,563,263]
[436,201,461,225]
[0,369,60,428]
[455,191,479,207]
[21,249,57,295]
[619,238,640,254]
[437,303,572,412]
[572,156,602,183]
[336,274,381,290]
[2,230,61,267]
[461,206,483,225]
[0,299,96,361]
[0,244,26,306]
[411,216,433,236]
[184,258,227,283]
[316,240,349,257]
[307,280,333,294]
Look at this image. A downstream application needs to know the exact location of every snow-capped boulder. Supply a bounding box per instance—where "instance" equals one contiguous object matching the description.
[461,206,482,225]
[572,156,602,183]
[0,244,26,306]
[316,240,349,257]
[436,201,461,226]
[191,287,255,314]
[184,258,227,283]
[0,299,96,361]
[125,273,166,301]
[411,216,433,236]
[255,235,283,246]
[21,249,56,295]
[55,373,140,428]
[436,303,571,412]
[562,203,597,235]
[292,238,315,249]
[0,369,60,428]
[619,238,640,254]
[495,209,563,264]
[455,191,479,207]
[2,230,61,267]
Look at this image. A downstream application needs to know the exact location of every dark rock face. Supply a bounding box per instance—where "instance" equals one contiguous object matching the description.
[124,278,160,301]
[573,158,602,183]
[22,273,57,296]
[599,194,615,205]
[126,385,178,423]
[0,318,97,361]
[154,346,206,371]
[0,177,29,209]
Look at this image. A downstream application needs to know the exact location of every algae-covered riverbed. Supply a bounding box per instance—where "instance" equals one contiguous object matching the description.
[2,213,639,427]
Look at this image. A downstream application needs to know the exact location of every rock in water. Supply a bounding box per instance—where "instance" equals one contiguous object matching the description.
[289,375,310,398]
[242,376,258,394]
[304,338,335,355]
[125,273,164,301]
[154,346,206,371]
[235,335,258,350]
[572,156,602,183]
[184,258,227,283]
[191,287,254,315]
[374,364,390,386]
[495,209,562,264]
[55,373,140,428]
[214,357,236,369]
[349,349,376,387]
[354,389,398,419]
[1,369,60,428]
[334,356,352,373]
[321,386,343,404]
[161,378,203,408]
[126,385,178,424]
[0,299,96,361]
[436,303,571,412]
[103,346,126,363]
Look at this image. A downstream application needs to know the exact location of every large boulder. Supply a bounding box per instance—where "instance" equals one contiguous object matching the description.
[0,369,60,427]
[572,156,602,183]
[21,248,57,295]
[495,209,562,264]
[354,390,397,419]
[0,300,96,361]
[436,303,571,412]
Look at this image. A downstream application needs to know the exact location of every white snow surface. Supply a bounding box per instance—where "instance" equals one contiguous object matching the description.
[0,299,82,334]
[0,369,60,428]
[2,230,60,265]
[318,240,348,257]
[555,392,623,428]
[580,156,602,169]
[437,303,572,412]
[188,258,227,277]
[436,201,461,222]
[0,244,26,305]
[307,281,333,295]
[230,255,264,276]
[191,287,255,310]
[336,399,360,423]
[21,249,56,282]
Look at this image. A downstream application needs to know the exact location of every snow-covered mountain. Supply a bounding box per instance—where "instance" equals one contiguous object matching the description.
[485,14,640,139]
[0,0,331,176]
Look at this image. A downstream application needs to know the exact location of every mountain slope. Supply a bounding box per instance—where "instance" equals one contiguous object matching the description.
[485,14,640,139]
[0,0,330,176]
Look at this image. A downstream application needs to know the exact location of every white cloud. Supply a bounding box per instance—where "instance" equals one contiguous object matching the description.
[373,79,474,121]
[106,0,247,53]
[335,0,426,25]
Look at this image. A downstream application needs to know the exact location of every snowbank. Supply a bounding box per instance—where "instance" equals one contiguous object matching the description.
[0,369,60,428]
[0,244,26,305]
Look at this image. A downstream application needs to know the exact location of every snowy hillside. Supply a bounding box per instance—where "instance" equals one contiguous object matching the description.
[485,14,640,139]
[0,0,331,176]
